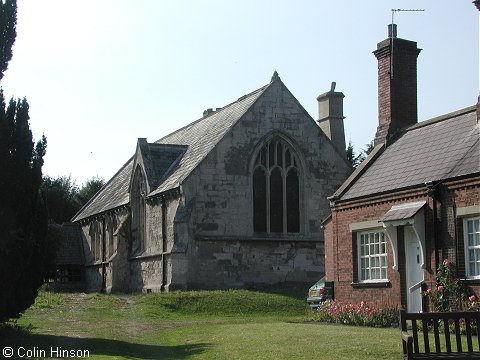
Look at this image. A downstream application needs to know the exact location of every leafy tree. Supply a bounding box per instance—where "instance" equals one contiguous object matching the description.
[76,176,104,208]
[40,175,79,223]
[40,175,105,223]
[0,94,48,322]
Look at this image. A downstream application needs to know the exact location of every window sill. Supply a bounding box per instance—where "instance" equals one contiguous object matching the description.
[461,278,480,285]
[351,281,391,289]
[129,252,164,261]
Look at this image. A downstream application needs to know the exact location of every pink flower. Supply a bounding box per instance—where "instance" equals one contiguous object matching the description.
[469,295,476,302]
[426,288,432,294]
[437,285,444,292]
[443,259,450,267]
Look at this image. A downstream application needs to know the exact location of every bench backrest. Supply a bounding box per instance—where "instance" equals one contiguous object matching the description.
[400,310,480,354]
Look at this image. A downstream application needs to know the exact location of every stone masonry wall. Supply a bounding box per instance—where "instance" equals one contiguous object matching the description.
[182,79,350,288]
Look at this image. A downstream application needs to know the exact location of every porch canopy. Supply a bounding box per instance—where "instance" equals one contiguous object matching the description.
[380,201,427,270]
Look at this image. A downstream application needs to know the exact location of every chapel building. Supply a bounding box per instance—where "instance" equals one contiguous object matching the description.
[72,73,351,292]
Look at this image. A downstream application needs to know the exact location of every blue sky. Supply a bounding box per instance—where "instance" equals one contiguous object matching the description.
[2,1,478,185]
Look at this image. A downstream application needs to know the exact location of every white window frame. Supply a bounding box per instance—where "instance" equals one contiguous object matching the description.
[464,217,480,279]
[357,229,388,283]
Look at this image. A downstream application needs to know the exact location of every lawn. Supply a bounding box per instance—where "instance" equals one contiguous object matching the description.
[0,290,403,359]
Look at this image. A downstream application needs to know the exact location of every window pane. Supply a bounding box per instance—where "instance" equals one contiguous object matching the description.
[361,269,367,280]
[253,168,267,232]
[270,168,283,232]
[469,234,474,247]
[286,169,299,233]
[277,142,283,167]
[269,142,275,168]
[470,262,476,276]
[261,147,267,166]
[476,262,480,277]
[285,149,291,167]
[381,268,387,279]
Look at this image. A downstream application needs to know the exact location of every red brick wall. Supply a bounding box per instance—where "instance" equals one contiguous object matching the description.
[325,177,480,308]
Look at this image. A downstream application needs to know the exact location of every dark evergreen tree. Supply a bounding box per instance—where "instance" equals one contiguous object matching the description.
[0,94,48,321]
[345,140,362,171]
[346,140,375,172]
[0,0,16,81]
[0,0,49,322]
[356,140,375,165]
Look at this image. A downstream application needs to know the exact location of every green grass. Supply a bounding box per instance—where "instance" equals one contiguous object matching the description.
[0,290,404,359]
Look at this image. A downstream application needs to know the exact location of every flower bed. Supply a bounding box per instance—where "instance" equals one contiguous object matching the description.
[312,300,398,327]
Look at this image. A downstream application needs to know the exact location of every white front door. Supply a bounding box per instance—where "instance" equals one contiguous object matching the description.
[405,226,424,313]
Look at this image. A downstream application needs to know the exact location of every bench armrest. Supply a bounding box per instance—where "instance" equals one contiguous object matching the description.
[401,331,413,344]
[402,331,414,358]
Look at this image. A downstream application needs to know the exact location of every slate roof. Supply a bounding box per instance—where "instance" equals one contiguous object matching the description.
[150,85,267,196]
[338,105,479,201]
[72,82,269,222]
[136,141,187,193]
[380,201,426,222]
[50,223,85,265]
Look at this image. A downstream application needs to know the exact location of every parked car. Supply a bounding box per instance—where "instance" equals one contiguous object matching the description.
[306,277,334,308]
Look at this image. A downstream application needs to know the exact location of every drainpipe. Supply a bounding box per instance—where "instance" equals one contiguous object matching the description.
[161,195,168,291]
[426,181,440,272]
[101,217,107,293]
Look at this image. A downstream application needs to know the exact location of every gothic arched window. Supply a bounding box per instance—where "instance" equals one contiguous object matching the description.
[131,166,146,254]
[253,136,301,234]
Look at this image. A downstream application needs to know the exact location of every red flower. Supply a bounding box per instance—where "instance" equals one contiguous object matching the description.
[437,285,444,292]
[443,259,450,267]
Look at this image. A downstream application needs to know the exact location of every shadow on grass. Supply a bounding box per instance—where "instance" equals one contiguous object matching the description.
[0,331,210,360]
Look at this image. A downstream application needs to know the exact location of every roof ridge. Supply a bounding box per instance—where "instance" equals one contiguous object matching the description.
[155,83,270,144]
[403,105,476,133]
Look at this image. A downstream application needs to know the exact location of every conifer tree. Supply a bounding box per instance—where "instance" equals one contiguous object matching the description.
[0,0,49,322]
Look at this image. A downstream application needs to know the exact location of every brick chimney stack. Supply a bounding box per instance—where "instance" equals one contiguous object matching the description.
[373,24,422,146]
[317,82,346,157]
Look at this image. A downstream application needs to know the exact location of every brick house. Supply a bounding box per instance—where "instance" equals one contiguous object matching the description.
[323,25,480,312]
[72,72,350,292]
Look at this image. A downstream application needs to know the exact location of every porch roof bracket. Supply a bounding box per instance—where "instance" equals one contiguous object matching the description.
[412,210,426,269]
[383,223,398,271]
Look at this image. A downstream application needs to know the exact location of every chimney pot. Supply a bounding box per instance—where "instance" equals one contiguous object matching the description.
[203,108,214,117]
[388,23,397,38]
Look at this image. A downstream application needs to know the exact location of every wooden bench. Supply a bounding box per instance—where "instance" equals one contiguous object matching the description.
[400,310,480,359]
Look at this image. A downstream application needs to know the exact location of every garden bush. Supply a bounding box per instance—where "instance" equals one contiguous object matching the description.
[423,258,480,312]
